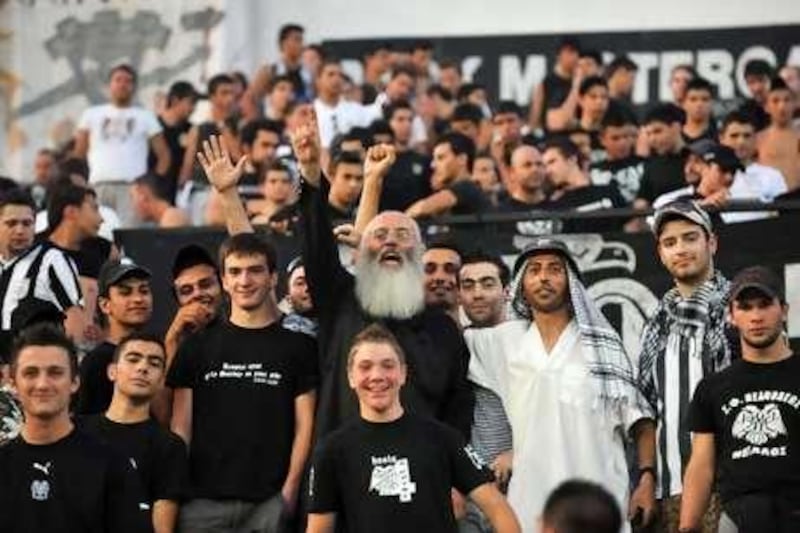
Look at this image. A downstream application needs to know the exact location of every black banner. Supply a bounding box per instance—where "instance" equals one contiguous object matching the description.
[118,214,800,354]
[323,24,800,111]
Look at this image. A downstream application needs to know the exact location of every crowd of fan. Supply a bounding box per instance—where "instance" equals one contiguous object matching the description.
[0,22,798,533]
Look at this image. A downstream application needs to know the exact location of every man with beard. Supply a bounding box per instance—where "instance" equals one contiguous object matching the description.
[195,121,473,444]
[75,258,153,415]
[634,200,736,532]
[464,237,652,533]
[423,241,462,324]
[458,254,514,533]
[681,266,800,533]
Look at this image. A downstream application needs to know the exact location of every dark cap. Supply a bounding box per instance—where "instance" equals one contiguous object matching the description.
[512,237,580,278]
[701,144,743,174]
[171,245,217,280]
[98,258,151,297]
[652,199,713,237]
[688,138,717,157]
[730,266,785,303]
[10,299,66,332]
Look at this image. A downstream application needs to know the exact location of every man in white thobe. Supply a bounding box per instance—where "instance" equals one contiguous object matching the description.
[464,238,655,533]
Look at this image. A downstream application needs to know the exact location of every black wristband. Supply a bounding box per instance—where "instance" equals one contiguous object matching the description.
[639,466,657,482]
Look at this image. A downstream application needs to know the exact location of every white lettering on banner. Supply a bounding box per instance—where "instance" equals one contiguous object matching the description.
[462,56,484,82]
[629,52,659,104]
[341,60,365,84]
[788,46,800,67]
[202,362,282,386]
[499,54,547,106]
[696,50,735,99]
[735,46,777,96]
[658,50,694,101]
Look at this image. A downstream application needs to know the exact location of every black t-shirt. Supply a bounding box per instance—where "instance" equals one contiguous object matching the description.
[379,151,432,212]
[149,117,191,203]
[636,150,689,204]
[682,122,718,145]
[75,341,117,415]
[548,184,628,233]
[308,413,493,533]
[447,180,490,215]
[589,155,645,204]
[496,196,560,235]
[80,416,189,504]
[689,355,800,503]
[0,428,150,533]
[738,99,770,132]
[166,319,319,501]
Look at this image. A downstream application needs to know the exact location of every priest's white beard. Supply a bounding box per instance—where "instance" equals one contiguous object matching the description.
[355,248,425,320]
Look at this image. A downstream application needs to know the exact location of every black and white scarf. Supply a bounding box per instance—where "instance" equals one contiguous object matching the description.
[638,270,732,411]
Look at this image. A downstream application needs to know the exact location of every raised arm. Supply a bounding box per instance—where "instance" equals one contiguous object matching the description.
[354,144,396,236]
[196,134,253,235]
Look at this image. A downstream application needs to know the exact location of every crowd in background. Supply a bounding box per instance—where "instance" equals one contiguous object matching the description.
[0,21,799,533]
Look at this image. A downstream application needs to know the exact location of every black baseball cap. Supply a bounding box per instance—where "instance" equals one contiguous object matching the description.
[512,237,581,279]
[171,245,217,280]
[98,258,151,297]
[730,266,785,303]
[700,144,744,174]
[652,199,713,237]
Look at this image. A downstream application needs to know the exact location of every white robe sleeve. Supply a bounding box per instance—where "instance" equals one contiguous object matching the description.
[463,326,509,404]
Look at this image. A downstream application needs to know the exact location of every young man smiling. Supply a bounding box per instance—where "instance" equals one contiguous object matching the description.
[681,266,800,533]
[306,324,521,533]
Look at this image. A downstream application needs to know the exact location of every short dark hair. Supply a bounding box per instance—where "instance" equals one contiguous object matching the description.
[412,39,433,52]
[330,150,364,175]
[578,76,608,96]
[384,99,413,121]
[218,233,278,273]
[58,158,89,181]
[11,323,78,379]
[369,119,394,140]
[600,106,635,130]
[438,58,462,76]
[390,64,417,81]
[556,36,581,54]
[427,84,453,101]
[46,182,96,230]
[133,174,170,202]
[451,103,483,126]
[494,100,521,118]
[720,110,755,134]
[769,76,791,94]
[278,23,304,44]
[643,103,685,126]
[108,63,137,84]
[230,71,248,89]
[542,480,622,533]
[112,332,166,364]
[426,237,463,261]
[436,131,476,172]
[269,74,295,92]
[0,187,35,214]
[240,119,283,147]
[605,55,638,78]
[685,77,714,97]
[347,323,406,368]
[207,73,234,96]
[166,81,199,106]
[319,56,342,72]
[579,49,603,66]
[543,136,581,161]
[744,59,773,79]
[456,83,484,102]
[460,252,511,287]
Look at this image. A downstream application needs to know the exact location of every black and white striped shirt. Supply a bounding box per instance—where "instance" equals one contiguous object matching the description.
[0,241,83,329]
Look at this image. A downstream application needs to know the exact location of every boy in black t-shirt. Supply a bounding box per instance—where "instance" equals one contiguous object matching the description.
[306,324,520,533]
[168,233,318,532]
[0,324,149,533]
[81,333,188,533]
[681,267,800,533]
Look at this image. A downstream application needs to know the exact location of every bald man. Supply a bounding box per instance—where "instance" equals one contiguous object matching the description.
[499,144,548,211]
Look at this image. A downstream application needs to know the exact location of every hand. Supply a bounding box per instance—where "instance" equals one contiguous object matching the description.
[289,108,322,185]
[281,480,300,517]
[196,134,247,193]
[699,189,730,209]
[490,450,513,486]
[83,323,104,344]
[451,489,467,520]
[167,302,214,340]
[333,223,362,248]
[364,143,396,178]
[628,473,656,527]
[490,132,507,164]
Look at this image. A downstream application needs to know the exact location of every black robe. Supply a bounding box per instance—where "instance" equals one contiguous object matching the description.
[300,180,473,440]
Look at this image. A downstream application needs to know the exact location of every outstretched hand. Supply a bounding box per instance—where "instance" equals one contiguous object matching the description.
[289,107,323,185]
[364,143,397,178]
[196,134,247,193]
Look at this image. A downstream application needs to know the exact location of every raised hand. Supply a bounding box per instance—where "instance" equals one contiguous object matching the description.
[196,134,247,193]
[289,107,322,185]
[364,143,397,179]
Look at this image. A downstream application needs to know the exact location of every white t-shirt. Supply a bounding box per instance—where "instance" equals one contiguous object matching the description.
[77,104,162,183]
[313,98,377,149]
[730,163,788,202]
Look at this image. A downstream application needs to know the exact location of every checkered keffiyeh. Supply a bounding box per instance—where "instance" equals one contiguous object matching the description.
[510,264,653,417]
[637,270,732,411]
